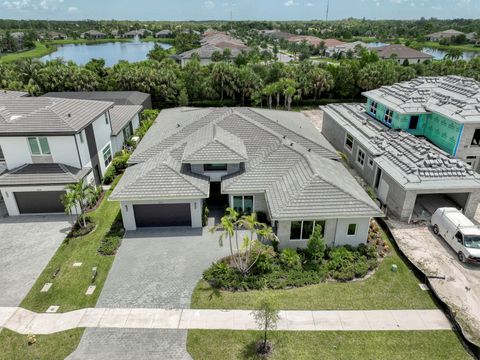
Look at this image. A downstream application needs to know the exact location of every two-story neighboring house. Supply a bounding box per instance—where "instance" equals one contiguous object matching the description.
[362,76,480,172]
[110,107,383,249]
[0,97,115,215]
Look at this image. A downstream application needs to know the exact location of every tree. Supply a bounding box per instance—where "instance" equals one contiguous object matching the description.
[252,295,280,355]
[147,43,169,62]
[62,179,96,228]
[444,48,463,61]
[306,224,326,262]
[210,62,236,101]
[210,208,277,276]
[174,32,200,54]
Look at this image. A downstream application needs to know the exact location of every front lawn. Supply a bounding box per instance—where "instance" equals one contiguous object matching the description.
[20,184,120,313]
[0,42,55,62]
[0,328,84,360]
[191,230,437,310]
[187,330,472,360]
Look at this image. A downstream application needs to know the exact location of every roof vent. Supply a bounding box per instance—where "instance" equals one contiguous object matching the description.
[177,123,181,128]
[307,148,311,152]
[290,142,294,146]
[67,113,71,117]
[283,135,287,139]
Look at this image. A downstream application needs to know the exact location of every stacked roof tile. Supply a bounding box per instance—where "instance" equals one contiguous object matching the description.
[112,107,382,219]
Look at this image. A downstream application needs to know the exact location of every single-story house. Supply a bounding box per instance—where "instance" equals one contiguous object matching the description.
[426,29,465,42]
[373,45,433,64]
[81,30,107,39]
[321,103,480,222]
[110,107,382,248]
[155,30,173,38]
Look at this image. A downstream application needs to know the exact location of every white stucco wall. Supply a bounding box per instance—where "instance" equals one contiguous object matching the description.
[92,113,113,175]
[111,132,125,154]
[119,198,203,231]
[276,217,370,249]
[0,137,33,170]
[76,130,91,168]
[0,135,83,170]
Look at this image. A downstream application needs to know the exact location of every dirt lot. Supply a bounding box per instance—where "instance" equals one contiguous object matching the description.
[387,219,480,346]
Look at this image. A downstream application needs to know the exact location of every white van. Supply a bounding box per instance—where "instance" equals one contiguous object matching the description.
[431,207,480,264]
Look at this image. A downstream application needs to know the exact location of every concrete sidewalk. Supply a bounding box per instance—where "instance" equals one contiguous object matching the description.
[1,307,451,335]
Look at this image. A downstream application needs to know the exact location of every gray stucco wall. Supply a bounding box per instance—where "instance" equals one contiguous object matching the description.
[455,122,480,172]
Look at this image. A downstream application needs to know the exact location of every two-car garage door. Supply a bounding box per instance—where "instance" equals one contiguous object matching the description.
[14,191,66,214]
[133,203,192,227]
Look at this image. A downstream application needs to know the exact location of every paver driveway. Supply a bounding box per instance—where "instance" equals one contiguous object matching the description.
[68,227,231,360]
[0,215,72,307]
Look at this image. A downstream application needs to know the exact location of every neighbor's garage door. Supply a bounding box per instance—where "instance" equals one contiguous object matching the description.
[133,203,192,227]
[14,191,65,214]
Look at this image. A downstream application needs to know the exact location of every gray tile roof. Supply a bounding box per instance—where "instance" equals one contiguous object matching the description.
[43,91,150,106]
[0,163,91,186]
[109,153,209,201]
[109,105,143,135]
[0,97,113,135]
[0,90,29,98]
[114,107,381,219]
[178,44,244,59]
[182,124,248,163]
[323,103,480,190]
[374,45,433,60]
[363,76,480,123]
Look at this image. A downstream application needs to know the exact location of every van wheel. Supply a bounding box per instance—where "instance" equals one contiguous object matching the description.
[458,252,466,263]
[432,224,439,235]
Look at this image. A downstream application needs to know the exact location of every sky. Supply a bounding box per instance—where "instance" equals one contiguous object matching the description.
[0,0,479,21]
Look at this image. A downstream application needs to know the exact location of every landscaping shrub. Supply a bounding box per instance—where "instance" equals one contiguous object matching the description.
[97,214,125,256]
[306,224,326,262]
[67,216,95,238]
[327,244,378,281]
[279,248,302,271]
[250,244,276,274]
[111,151,130,173]
[203,261,242,289]
[102,165,116,185]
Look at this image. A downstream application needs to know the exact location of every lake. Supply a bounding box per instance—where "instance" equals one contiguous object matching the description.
[367,42,479,61]
[41,41,172,66]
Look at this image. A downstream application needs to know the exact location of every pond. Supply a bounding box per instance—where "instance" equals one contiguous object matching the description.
[41,41,172,66]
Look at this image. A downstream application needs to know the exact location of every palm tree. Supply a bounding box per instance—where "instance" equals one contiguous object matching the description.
[62,179,95,228]
[444,48,463,61]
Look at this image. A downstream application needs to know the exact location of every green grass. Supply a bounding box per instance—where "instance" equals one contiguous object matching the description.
[187,330,472,360]
[411,41,480,52]
[19,187,120,313]
[0,42,56,62]
[0,328,84,360]
[191,231,437,310]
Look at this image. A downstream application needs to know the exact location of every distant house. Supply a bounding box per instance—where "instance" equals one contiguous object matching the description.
[327,41,367,57]
[124,29,152,39]
[46,31,67,40]
[373,45,433,64]
[426,29,464,42]
[466,32,478,44]
[155,29,173,38]
[177,44,245,66]
[81,30,107,39]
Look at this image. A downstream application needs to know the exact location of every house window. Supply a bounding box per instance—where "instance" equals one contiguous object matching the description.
[290,220,325,240]
[79,130,85,144]
[466,156,476,168]
[345,133,354,152]
[384,109,393,125]
[28,137,51,155]
[357,148,366,167]
[102,144,112,167]
[471,129,480,146]
[204,164,228,171]
[347,223,357,236]
[409,115,419,130]
[369,101,378,115]
[367,157,374,168]
[233,195,254,214]
[123,122,133,140]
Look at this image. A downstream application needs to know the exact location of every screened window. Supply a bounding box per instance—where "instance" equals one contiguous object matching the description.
[204,164,228,171]
[290,220,325,240]
[471,129,480,146]
[384,109,393,125]
[102,144,112,167]
[345,133,354,151]
[368,157,374,168]
[123,122,133,140]
[357,148,366,167]
[28,137,51,155]
[347,223,357,236]
[233,195,253,214]
[370,101,378,115]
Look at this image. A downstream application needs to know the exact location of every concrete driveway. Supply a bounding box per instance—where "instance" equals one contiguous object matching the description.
[68,227,231,360]
[0,215,72,307]
[388,219,480,346]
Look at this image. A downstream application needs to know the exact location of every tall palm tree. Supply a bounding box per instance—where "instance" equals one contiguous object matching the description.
[62,179,95,228]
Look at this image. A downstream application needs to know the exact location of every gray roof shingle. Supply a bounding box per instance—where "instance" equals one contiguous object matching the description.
[43,91,150,106]
[109,105,143,135]
[0,97,113,135]
[113,107,382,219]
[0,163,91,186]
